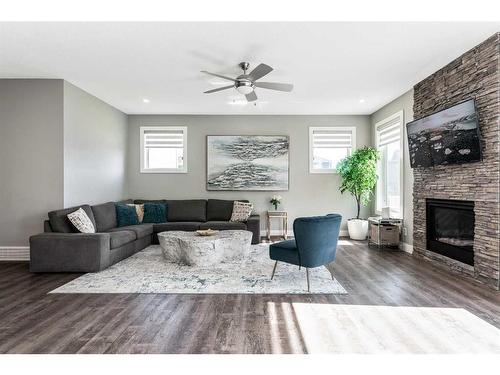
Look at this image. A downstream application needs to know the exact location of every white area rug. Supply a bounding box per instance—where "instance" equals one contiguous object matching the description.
[50,244,347,294]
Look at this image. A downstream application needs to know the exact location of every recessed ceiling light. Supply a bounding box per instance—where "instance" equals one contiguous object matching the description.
[142,98,150,103]
[228,99,247,106]
[359,99,366,103]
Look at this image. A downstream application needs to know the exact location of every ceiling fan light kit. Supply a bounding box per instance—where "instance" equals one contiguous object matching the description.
[201,61,293,102]
[235,80,254,95]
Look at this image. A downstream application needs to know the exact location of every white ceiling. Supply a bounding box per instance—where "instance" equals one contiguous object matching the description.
[0,22,498,115]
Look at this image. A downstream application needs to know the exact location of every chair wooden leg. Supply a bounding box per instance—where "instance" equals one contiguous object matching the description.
[306,268,310,292]
[271,260,278,280]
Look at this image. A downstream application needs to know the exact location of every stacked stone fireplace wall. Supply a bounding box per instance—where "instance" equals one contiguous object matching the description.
[412,33,499,289]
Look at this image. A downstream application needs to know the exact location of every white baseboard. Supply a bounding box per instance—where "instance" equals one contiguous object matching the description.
[400,242,413,254]
[262,229,349,237]
[0,246,30,261]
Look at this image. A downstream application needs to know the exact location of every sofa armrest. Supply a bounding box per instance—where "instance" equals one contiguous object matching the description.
[246,214,261,244]
[29,232,111,272]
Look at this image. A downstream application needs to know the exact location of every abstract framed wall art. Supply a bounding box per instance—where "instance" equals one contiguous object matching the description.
[207,135,289,191]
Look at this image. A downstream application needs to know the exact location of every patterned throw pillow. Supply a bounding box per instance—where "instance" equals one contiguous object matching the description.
[67,207,96,233]
[230,201,253,222]
[116,204,140,227]
[127,204,145,222]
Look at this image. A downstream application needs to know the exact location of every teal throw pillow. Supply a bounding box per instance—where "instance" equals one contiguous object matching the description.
[116,204,139,227]
[143,203,168,223]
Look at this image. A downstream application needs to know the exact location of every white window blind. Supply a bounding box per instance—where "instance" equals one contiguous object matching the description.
[309,127,356,173]
[377,117,401,147]
[140,126,187,173]
[143,128,185,149]
[311,128,353,149]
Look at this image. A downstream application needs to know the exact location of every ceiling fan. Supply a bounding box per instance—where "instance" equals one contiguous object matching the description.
[201,62,293,102]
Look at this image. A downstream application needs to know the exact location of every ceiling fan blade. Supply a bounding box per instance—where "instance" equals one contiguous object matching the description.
[255,82,294,92]
[245,91,258,102]
[204,85,234,94]
[248,63,273,81]
[200,71,236,82]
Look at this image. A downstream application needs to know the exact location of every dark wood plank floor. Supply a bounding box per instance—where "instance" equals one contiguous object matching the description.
[0,239,499,353]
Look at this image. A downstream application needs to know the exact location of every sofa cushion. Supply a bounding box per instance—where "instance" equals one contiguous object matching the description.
[116,204,140,227]
[199,221,247,231]
[91,202,117,232]
[108,224,153,239]
[134,199,167,205]
[166,200,207,222]
[108,230,136,249]
[117,199,134,204]
[143,203,168,223]
[153,222,202,232]
[207,199,249,221]
[48,205,96,233]
[43,220,53,232]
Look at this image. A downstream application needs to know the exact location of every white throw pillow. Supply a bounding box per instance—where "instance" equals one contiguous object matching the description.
[67,208,96,233]
[127,204,145,223]
[230,201,253,222]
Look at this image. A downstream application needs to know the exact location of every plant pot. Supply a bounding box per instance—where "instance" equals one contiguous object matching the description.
[347,219,368,240]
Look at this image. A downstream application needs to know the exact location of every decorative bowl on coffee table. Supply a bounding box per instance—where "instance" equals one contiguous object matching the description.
[196,229,219,236]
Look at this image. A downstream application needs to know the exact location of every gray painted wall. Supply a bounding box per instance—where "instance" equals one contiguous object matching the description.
[127,115,372,233]
[0,79,129,247]
[63,82,128,207]
[0,78,406,247]
[370,89,414,246]
[0,79,64,246]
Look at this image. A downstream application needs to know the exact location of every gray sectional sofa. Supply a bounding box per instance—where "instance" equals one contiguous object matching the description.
[30,199,260,272]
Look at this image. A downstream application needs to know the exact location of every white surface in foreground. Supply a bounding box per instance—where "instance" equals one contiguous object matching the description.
[287,303,500,353]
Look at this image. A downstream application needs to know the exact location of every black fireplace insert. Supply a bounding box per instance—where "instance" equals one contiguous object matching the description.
[426,199,475,266]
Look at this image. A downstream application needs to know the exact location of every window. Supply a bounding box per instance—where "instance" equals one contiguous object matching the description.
[140,126,187,173]
[375,111,403,218]
[309,127,356,173]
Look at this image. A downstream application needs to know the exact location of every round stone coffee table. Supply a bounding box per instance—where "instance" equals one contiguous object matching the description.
[158,230,253,266]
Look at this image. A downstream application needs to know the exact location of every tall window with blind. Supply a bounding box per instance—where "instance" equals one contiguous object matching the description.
[309,127,356,173]
[140,126,187,173]
[375,112,403,217]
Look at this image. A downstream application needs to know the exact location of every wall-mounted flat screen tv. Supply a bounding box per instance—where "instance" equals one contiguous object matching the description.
[407,99,482,168]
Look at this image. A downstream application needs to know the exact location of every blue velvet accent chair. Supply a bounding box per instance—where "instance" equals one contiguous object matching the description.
[269,214,342,292]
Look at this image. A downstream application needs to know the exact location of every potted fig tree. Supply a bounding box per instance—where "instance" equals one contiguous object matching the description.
[337,147,379,240]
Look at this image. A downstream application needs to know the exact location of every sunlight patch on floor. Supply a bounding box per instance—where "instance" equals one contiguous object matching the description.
[337,239,353,246]
[267,298,283,354]
[269,303,500,354]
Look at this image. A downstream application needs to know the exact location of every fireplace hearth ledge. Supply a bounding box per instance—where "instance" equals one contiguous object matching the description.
[417,249,475,276]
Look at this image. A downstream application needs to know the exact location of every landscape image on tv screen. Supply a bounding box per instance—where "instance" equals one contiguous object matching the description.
[407,99,481,168]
